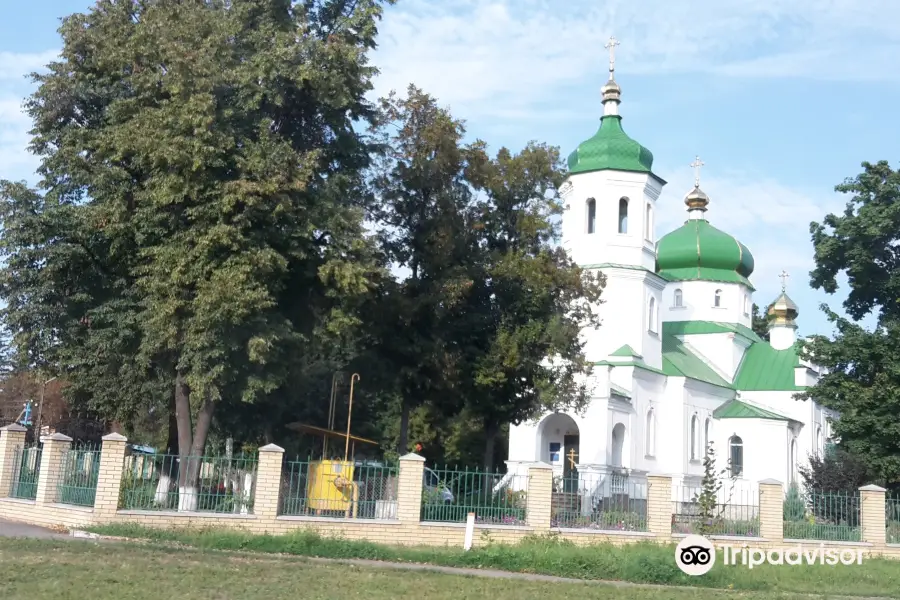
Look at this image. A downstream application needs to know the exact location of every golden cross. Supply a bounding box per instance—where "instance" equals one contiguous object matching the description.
[604,36,620,80]
[779,269,790,293]
[690,155,705,188]
[567,448,578,469]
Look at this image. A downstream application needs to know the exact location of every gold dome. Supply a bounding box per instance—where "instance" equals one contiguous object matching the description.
[768,292,798,327]
[684,185,710,211]
[601,78,621,104]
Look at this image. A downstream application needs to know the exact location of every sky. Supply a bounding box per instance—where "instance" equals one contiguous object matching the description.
[2,1,898,337]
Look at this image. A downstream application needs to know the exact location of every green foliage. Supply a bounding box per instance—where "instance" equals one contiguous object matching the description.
[0,1,389,458]
[783,482,806,522]
[692,442,734,536]
[802,160,900,488]
[750,303,771,341]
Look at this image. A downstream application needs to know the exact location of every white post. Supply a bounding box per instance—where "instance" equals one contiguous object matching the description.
[463,512,476,550]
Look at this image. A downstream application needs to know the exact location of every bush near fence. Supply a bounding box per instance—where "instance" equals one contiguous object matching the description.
[783,489,862,542]
[57,444,101,507]
[550,473,648,531]
[9,445,41,500]
[420,467,527,525]
[887,495,900,545]
[670,481,760,537]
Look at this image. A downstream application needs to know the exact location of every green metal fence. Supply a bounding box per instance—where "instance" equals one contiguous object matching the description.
[420,466,527,525]
[119,451,257,513]
[9,445,42,500]
[280,460,398,519]
[887,494,900,544]
[551,472,647,531]
[671,481,760,537]
[783,490,861,542]
[57,444,102,507]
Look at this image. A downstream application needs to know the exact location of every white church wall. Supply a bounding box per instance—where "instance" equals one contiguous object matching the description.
[679,332,750,381]
[561,170,663,272]
[661,280,753,328]
[682,381,733,477]
[586,268,664,367]
[715,418,789,488]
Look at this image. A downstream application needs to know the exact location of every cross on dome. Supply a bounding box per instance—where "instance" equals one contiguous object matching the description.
[779,269,790,292]
[604,36,620,81]
[690,155,705,187]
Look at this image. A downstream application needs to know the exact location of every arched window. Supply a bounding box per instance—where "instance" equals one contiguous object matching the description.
[729,435,744,477]
[618,197,629,234]
[704,418,711,454]
[674,288,683,308]
[714,289,723,307]
[645,203,653,241]
[646,409,656,457]
[743,294,750,316]
[790,438,798,483]
[690,415,699,460]
[586,198,597,234]
[648,297,657,333]
[611,423,626,467]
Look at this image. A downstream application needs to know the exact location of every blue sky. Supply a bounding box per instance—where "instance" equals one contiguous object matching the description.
[3,0,899,337]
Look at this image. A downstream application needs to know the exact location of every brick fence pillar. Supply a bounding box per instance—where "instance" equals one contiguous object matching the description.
[526,463,552,530]
[397,453,425,524]
[0,424,27,498]
[859,484,887,547]
[35,433,72,505]
[758,479,784,542]
[93,433,128,523]
[254,443,285,524]
[647,473,672,541]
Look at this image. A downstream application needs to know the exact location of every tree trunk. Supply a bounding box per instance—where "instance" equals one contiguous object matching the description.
[173,371,217,512]
[154,395,180,506]
[398,401,410,455]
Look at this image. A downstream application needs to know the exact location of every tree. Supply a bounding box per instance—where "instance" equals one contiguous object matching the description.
[459,143,604,470]
[801,160,900,487]
[798,449,869,525]
[0,0,389,508]
[366,85,479,454]
[750,303,771,341]
[692,441,736,535]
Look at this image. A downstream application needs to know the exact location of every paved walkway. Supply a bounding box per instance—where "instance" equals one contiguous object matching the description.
[0,519,71,540]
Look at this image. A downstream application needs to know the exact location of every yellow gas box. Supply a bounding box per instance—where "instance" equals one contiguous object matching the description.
[307,460,356,513]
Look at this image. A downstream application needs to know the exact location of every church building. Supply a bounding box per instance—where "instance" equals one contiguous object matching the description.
[505,39,835,501]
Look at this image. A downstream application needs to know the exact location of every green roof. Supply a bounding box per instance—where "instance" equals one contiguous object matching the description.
[594,360,666,376]
[656,219,755,288]
[567,115,655,176]
[611,344,641,358]
[713,399,794,422]
[733,341,803,391]
[663,321,763,344]
[661,335,733,389]
[610,383,632,398]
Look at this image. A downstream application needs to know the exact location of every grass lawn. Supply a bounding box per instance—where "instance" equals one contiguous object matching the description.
[83,524,900,597]
[0,538,861,600]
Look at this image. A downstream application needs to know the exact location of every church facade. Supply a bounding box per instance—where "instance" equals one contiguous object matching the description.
[504,43,835,502]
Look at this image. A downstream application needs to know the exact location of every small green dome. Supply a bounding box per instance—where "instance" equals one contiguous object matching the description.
[656,219,755,287]
[567,115,654,175]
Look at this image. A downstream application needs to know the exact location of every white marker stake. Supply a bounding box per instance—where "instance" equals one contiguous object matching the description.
[463,512,475,551]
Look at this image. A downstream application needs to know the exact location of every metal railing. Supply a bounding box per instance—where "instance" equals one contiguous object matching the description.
[57,444,102,507]
[551,472,648,531]
[119,451,257,513]
[783,490,861,542]
[419,466,528,525]
[280,459,398,519]
[9,445,42,500]
[886,494,899,544]
[671,481,760,537]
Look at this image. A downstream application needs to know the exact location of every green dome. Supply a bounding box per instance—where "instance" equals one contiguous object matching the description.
[567,115,654,175]
[656,219,755,287]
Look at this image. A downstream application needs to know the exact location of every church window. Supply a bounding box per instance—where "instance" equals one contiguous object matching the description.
[645,203,653,241]
[704,418,711,454]
[729,435,744,477]
[648,297,657,333]
[618,197,629,234]
[646,409,656,457]
[586,198,597,234]
[690,415,699,460]
[674,289,683,308]
[549,442,561,463]
[714,289,723,307]
[815,426,822,457]
[743,294,750,316]
[790,438,798,483]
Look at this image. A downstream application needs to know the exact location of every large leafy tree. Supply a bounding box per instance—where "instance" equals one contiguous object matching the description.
[460,143,604,469]
[365,85,478,454]
[800,160,900,487]
[750,303,770,341]
[0,0,388,504]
